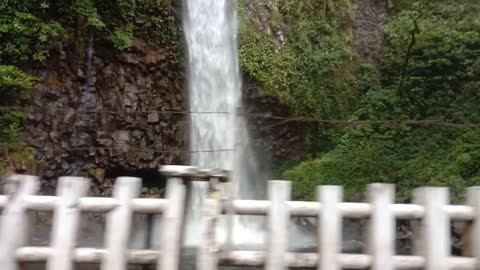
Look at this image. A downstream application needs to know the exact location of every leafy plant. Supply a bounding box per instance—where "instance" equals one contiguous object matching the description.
[0,12,65,63]
[70,0,105,29]
[111,24,134,50]
[239,0,358,119]
[0,65,37,143]
[0,66,38,174]
[136,0,183,62]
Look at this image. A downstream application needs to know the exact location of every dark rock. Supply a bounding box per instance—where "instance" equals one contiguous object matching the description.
[243,81,306,168]
[77,68,85,79]
[45,170,55,178]
[120,53,140,64]
[24,27,298,199]
[30,135,47,148]
[132,130,144,141]
[147,113,160,123]
[352,0,389,63]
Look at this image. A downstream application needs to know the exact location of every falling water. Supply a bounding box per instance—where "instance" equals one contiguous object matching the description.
[183,0,319,250]
[183,0,266,246]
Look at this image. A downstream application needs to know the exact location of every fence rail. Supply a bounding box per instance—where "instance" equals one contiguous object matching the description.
[1,171,480,270]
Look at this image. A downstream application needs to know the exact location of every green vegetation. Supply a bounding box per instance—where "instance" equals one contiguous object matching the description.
[269,0,480,201]
[136,0,183,62]
[111,24,134,50]
[0,1,65,174]
[0,66,36,143]
[238,0,360,159]
[239,0,357,119]
[0,65,38,175]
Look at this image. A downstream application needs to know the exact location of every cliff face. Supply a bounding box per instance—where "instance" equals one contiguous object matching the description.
[24,37,186,193]
[243,81,307,169]
[19,0,390,192]
[352,0,390,63]
[237,0,391,168]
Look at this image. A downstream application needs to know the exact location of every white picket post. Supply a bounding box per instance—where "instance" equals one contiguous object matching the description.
[101,177,141,270]
[368,184,395,270]
[413,187,450,270]
[197,199,221,270]
[157,177,186,270]
[466,187,480,265]
[0,175,39,270]
[265,181,291,270]
[47,177,90,270]
[317,186,342,270]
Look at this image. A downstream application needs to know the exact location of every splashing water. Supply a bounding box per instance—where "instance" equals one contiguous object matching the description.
[183,0,317,249]
[183,0,266,246]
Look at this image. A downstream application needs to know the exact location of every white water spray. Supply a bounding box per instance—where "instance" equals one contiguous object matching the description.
[183,0,265,246]
[183,0,316,249]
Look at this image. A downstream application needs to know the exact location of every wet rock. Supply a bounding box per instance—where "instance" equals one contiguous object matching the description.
[147,112,160,123]
[61,108,75,125]
[243,81,306,168]
[77,68,85,79]
[352,0,389,63]
[120,53,140,64]
[132,130,144,141]
[23,21,298,199]
[113,130,130,143]
[30,135,47,148]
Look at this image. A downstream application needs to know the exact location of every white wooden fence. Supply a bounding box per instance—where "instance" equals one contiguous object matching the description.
[212,183,480,270]
[1,171,480,270]
[0,174,185,270]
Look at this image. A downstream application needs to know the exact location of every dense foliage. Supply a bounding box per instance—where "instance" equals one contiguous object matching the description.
[238,0,362,159]
[239,0,357,119]
[0,2,64,149]
[277,0,480,201]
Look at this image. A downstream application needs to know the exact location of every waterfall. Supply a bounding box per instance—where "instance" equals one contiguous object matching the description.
[183,0,318,249]
[183,0,265,246]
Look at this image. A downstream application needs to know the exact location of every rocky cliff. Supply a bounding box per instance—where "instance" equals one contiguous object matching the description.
[19,0,391,193]
[352,0,390,63]
[20,7,305,193]
[24,36,186,193]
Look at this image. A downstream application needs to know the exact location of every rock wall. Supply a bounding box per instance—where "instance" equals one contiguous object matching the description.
[22,36,303,193]
[20,0,392,191]
[23,38,186,193]
[352,0,390,63]
[243,81,306,169]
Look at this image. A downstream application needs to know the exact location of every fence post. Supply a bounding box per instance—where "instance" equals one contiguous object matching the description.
[222,181,235,253]
[266,181,291,270]
[157,178,186,270]
[47,177,90,270]
[465,187,480,265]
[0,175,39,270]
[101,177,142,270]
[317,186,342,270]
[197,199,221,270]
[367,184,395,270]
[413,187,450,270]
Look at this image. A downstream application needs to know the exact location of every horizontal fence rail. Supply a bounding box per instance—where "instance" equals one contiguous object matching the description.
[1,171,480,270]
[0,197,474,220]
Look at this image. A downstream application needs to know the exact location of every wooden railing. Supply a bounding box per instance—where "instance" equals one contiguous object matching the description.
[1,172,480,270]
[209,182,480,270]
[0,174,185,270]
